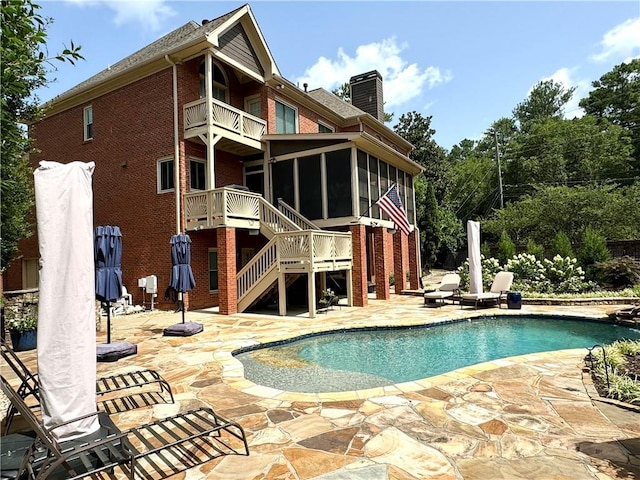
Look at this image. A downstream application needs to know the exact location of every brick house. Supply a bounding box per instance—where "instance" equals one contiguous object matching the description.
[4,4,423,318]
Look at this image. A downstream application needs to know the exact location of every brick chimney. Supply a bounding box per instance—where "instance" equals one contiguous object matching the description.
[349,70,384,122]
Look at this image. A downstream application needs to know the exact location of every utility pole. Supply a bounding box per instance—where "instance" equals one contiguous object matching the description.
[494,130,504,209]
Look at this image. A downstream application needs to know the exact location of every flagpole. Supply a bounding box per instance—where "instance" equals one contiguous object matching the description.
[355,183,396,222]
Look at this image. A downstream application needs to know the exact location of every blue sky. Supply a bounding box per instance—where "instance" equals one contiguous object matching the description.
[38,1,640,150]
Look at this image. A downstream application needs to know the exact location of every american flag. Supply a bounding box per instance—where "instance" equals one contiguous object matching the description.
[376,184,412,235]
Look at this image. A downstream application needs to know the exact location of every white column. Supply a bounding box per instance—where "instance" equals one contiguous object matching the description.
[308,272,316,318]
[205,52,216,189]
[278,272,287,316]
[346,269,353,307]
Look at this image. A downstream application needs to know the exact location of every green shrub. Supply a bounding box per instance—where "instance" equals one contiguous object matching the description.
[578,226,610,278]
[506,253,546,291]
[551,231,574,258]
[541,255,594,294]
[497,231,515,265]
[592,256,640,289]
[457,255,503,291]
[591,340,640,406]
[526,239,545,260]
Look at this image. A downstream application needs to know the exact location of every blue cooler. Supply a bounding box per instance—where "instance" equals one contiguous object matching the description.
[507,291,522,309]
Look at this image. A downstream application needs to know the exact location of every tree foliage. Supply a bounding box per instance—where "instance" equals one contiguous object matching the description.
[512,79,575,132]
[483,184,640,245]
[579,59,640,171]
[1,0,83,270]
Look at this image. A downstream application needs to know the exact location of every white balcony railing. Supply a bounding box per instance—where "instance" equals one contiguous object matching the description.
[183,98,266,142]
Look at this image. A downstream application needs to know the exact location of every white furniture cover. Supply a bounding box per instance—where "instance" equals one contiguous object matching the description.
[34,161,99,440]
[467,220,483,294]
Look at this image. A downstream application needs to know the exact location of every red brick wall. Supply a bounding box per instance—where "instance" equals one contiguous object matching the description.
[393,232,408,293]
[349,224,368,307]
[266,88,323,134]
[217,227,237,315]
[373,228,391,300]
[408,228,420,289]
[6,61,247,309]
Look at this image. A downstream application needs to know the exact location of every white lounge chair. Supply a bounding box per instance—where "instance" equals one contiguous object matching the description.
[461,271,514,309]
[423,273,461,307]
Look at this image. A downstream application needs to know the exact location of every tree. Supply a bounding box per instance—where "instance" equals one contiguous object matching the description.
[513,80,575,132]
[497,230,516,264]
[551,231,574,258]
[419,182,438,270]
[579,59,640,170]
[1,0,82,270]
[394,111,449,201]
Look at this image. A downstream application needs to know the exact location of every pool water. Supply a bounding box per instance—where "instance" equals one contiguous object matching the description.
[235,315,640,393]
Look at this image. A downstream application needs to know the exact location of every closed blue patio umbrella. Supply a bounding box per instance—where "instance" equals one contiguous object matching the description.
[169,233,196,324]
[164,233,202,336]
[95,225,123,343]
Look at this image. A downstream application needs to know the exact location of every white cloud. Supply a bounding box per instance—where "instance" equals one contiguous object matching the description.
[64,0,176,31]
[296,38,452,109]
[541,67,590,119]
[590,17,640,63]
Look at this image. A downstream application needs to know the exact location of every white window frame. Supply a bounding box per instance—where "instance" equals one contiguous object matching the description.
[157,157,175,193]
[245,94,262,118]
[318,120,334,133]
[275,97,298,134]
[189,157,207,191]
[208,248,219,292]
[83,106,93,141]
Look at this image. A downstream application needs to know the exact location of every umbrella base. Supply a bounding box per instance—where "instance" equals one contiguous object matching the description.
[97,341,137,362]
[163,322,203,337]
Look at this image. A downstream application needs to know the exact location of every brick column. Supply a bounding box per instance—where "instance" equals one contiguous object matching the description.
[373,228,390,300]
[217,227,237,315]
[349,224,368,307]
[409,228,421,290]
[393,232,408,294]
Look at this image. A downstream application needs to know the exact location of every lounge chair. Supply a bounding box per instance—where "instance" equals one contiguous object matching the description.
[460,271,514,309]
[423,273,461,307]
[1,339,174,434]
[0,375,249,479]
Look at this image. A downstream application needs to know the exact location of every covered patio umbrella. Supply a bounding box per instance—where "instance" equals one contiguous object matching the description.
[95,225,122,343]
[467,220,483,295]
[164,233,202,336]
[34,161,99,440]
[94,225,136,360]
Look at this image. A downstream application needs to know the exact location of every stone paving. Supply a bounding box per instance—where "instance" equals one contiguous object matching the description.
[3,295,640,479]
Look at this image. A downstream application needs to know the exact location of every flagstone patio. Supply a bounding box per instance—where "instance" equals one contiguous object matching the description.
[3,295,639,479]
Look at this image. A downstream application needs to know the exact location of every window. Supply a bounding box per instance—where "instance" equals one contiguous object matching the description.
[22,258,39,289]
[326,149,352,217]
[208,249,218,291]
[272,159,295,206]
[318,121,334,133]
[245,96,261,118]
[275,100,297,134]
[199,61,228,102]
[298,155,322,219]
[83,106,93,140]
[157,158,174,192]
[189,158,206,190]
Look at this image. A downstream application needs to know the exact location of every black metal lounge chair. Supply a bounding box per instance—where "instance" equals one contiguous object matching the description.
[1,376,250,479]
[0,375,131,480]
[1,339,174,433]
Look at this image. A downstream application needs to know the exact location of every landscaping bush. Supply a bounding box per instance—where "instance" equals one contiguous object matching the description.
[497,231,515,265]
[457,255,502,291]
[505,253,546,291]
[551,231,574,258]
[591,256,640,289]
[590,340,640,406]
[577,226,610,278]
[540,255,595,294]
[525,239,545,260]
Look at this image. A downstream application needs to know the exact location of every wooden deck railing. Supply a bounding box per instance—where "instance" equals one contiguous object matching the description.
[183,98,266,142]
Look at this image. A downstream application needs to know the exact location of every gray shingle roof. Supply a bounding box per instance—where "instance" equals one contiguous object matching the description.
[54,5,246,101]
[307,88,365,120]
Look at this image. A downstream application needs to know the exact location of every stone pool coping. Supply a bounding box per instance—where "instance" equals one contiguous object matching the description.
[217,310,614,402]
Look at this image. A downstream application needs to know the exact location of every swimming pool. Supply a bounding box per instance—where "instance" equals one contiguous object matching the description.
[234,315,640,393]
